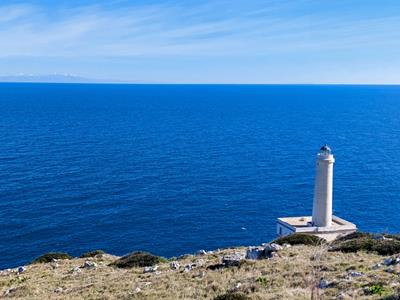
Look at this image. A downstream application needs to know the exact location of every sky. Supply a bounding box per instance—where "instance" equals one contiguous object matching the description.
[1,0,400,83]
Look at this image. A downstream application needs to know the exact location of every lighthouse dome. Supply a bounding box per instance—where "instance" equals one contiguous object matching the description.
[319,144,332,155]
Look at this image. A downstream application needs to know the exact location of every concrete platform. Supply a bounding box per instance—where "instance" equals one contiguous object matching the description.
[277,215,357,242]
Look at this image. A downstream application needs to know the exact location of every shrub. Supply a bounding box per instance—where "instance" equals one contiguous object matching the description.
[79,250,105,258]
[110,251,165,268]
[365,284,385,295]
[331,236,400,255]
[214,292,251,300]
[273,233,325,246]
[335,231,372,242]
[256,277,268,286]
[32,252,72,264]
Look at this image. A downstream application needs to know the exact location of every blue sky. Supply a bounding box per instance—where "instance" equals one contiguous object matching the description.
[1,0,400,83]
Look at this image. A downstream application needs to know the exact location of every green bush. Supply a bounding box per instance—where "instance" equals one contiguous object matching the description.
[32,252,72,264]
[365,284,385,295]
[110,251,165,268]
[79,250,105,258]
[335,231,372,242]
[273,233,325,246]
[331,236,400,255]
[214,292,250,300]
[256,277,268,286]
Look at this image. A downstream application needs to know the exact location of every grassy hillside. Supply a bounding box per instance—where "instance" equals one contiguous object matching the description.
[1,234,400,299]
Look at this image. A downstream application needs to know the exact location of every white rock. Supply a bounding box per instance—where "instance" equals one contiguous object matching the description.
[134,287,141,293]
[54,287,63,293]
[144,265,159,273]
[83,261,97,269]
[319,279,329,289]
[245,247,264,260]
[184,264,192,272]
[348,271,363,277]
[264,243,283,252]
[371,263,382,270]
[222,254,242,267]
[194,259,205,267]
[170,261,180,270]
[50,262,59,269]
[196,250,207,256]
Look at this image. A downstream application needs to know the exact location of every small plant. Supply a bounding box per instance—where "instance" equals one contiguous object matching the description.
[365,284,385,295]
[79,250,105,258]
[256,277,268,286]
[214,292,250,300]
[32,252,72,264]
[273,233,325,246]
[110,251,165,268]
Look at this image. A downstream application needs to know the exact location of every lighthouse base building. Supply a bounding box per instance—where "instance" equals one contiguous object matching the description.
[277,145,357,242]
[277,215,356,242]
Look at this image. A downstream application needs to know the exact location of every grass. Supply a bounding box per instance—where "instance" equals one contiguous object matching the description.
[1,243,397,299]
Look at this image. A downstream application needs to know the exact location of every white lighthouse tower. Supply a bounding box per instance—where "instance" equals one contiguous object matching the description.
[312,145,334,227]
[276,145,356,241]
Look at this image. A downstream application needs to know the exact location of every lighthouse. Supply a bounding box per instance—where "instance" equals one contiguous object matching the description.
[276,145,356,241]
[312,145,334,227]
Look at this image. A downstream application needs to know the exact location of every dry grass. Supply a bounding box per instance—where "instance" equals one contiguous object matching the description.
[0,245,398,299]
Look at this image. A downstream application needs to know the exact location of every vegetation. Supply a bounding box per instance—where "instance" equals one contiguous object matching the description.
[31,252,72,264]
[331,233,400,255]
[273,233,325,246]
[365,284,385,295]
[214,293,251,300]
[79,250,105,258]
[2,235,400,299]
[109,251,166,268]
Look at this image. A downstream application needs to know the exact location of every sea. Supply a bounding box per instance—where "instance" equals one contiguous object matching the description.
[1,83,400,269]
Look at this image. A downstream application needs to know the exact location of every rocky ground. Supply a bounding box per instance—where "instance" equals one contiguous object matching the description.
[1,235,400,299]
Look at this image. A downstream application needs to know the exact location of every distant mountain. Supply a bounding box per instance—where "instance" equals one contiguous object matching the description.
[0,74,113,83]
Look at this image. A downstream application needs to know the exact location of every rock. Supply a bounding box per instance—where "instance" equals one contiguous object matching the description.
[348,271,363,277]
[245,247,264,260]
[70,266,82,274]
[17,266,26,274]
[270,251,280,258]
[144,265,159,273]
[264,243,283,252]
[384,258,395,266]
[385,267,396,274]
[283,243,291,248]
[319,279,329,289]
[184,264,192,272]
[194,259,205,267]
[83,261,97,269]
[222,254,242,267]
[134,287,141,293]
[170,261,180,270]
[54,287,63,293]
[196,250,207,256]
[50,262,59,269]
[371,263,382,270]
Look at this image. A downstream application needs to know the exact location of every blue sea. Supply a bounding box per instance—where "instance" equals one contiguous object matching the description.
[1,83,400,269]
